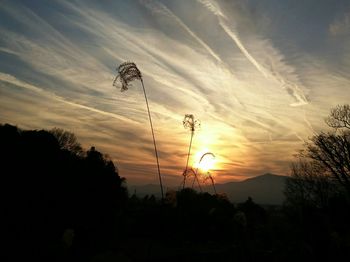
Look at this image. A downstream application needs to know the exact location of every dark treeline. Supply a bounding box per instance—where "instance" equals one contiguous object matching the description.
[1,124,127,261]
[1,122,350,261]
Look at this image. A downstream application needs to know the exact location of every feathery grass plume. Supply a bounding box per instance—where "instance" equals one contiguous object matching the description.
[182,114,200,189]
[181,168,202,192]
[183,114,200,132]
[204,172,217,194]
[113,62,142,92]
[196,152,216,194]
[198,152,215,165]
[113,61,164,199]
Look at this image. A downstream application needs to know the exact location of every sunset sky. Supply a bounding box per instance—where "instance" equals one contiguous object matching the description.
[1,0,350,186]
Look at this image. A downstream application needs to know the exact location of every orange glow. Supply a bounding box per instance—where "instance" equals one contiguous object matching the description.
[193,149,216,172]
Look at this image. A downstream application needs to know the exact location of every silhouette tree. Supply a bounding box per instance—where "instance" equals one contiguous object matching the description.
[283,105,350,261]
[285,159,337,208]
[325,104,350,130]
[286,104,350,203]
[302,104,350,196]
[1,124,128,261]
[182,114,200,189]
[113,62,164,199]
[50,127,83,156]
[304,132,350,195]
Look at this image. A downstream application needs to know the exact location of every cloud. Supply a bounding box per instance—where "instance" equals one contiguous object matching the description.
[329,11,350,36]
[140,0,222,62]
[197,0,309,107]
[1,0,350,185]
[0,73,140,125]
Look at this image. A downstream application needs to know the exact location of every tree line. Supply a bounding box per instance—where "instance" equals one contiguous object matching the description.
[1,124,127,261]
[285,104,350,207]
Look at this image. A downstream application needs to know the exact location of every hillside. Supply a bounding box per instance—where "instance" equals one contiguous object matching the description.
[128,173,287,205]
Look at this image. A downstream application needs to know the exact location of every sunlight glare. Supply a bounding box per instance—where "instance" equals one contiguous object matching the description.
[194,149,216,172]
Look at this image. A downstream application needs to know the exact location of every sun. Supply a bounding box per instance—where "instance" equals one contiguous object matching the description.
[194,150,216,172]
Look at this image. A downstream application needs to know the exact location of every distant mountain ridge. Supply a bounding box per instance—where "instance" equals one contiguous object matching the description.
[128,173,287,205]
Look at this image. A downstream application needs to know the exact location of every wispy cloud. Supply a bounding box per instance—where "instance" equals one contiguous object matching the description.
[141,0,222,62]
[0,73,140,125]
[0,0,349,185]
[329,11,350,36]
[198,0,309,107]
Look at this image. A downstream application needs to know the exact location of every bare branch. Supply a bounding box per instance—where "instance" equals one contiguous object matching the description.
[325,104,350,130]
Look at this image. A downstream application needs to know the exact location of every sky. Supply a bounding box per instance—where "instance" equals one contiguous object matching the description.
[0,0,350,187]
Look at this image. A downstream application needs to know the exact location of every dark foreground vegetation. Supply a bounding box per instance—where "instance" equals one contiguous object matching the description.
[2,105,350,261]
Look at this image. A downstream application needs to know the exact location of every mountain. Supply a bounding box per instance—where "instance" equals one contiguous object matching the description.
[128,173,288,205]
[210,173,287,205]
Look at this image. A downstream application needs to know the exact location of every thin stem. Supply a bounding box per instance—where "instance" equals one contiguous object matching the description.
[181,170,186,190]
[210,176,217,194]
[191,167,202,192]
[183,130,194,189]
[140,79,164,200]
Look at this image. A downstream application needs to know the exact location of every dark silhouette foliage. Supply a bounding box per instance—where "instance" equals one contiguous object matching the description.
[285,160,338,208]
[325,104,350,130]
[2,115,350,261]
[286,104,350,204]
[1,124,127,261]
[304,104,350,196]
[284,105,350,261]
[50,127,84,156]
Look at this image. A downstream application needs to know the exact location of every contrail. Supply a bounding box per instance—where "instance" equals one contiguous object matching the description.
[198,0,268,76]
[218,20,270,78]
[197,0,308,106]
[197,0,226,18]
[141,0,222,62]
